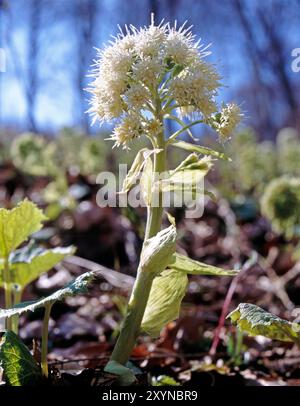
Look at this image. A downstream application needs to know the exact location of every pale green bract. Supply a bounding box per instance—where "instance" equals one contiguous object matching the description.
[140,153,153,206]
[170,140,231,161]
[140,225,177,274]
[141,268,188,337]
[141,242,238,337]
[121,148,160,193]
[228,303,300,343]
[0,271,95,319]
[169,252,239,276]
[0,200,47,258]
[159,156,212,193]
[0,331,42,386]
[0,242,76,289]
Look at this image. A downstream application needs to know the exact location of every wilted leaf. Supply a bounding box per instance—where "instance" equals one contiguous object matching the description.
[0,242,76,289]
[0,200,47,258]
[0,271,95,319]
[169,253,239,276]
[121,148,159,193]
[0,331,41,386]
[171,153,199,172]
[141,225,177,274]
[140,153,153,206]
[228,303,300,343]
[141,268,188,337]
[160,156,212,193]
[171,140,231,161]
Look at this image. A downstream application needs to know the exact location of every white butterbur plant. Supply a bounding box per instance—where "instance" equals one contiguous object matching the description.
[89,16,242,385]
[89,16,242,148]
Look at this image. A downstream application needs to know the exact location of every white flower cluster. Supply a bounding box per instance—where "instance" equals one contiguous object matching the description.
[89,19,241,148]
[213,103,243,141]
[169,60,221,118]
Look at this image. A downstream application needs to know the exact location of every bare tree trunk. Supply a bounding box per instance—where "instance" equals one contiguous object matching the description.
[26,0,41,132]
[257,6,298,125]
[75,0,97,134]
[233,0,274,139]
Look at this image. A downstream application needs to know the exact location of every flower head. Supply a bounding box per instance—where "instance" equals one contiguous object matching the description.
[88,17,240,148]
[261,176,300,238]
[111,113,143,149]
[211,103,243,141]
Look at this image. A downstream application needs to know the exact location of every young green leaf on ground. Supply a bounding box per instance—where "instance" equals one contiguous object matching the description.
[0,271,95,379]
[228,303,300,346]
[0,271,95,319]
[0,331,42,386]
[0,199,47,258]
[0,242,75,289]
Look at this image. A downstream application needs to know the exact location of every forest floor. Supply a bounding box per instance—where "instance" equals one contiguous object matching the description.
[1,163,300,386]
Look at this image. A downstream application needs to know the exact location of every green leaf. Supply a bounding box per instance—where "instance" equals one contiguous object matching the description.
[169,253,239,276]
[160,156,212,193]
[104,360,136,386]
[141,225,177,274]
[0,200,47,258]
[0,271,95,319]
[141,268,188,337]
[0,242,76,289]
[121,148,159,193]
[171,153,199,173]
[152,375,180,386]
[171,140,231,161]
[0,331,42,386]
[227,303,300,344]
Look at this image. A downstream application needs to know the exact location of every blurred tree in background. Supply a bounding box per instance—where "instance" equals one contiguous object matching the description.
[0,0,299,138]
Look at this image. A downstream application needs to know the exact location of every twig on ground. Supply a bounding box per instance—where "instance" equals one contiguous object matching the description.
[258,247,294,311]
[63,255,135,289]
[209,252,257,356]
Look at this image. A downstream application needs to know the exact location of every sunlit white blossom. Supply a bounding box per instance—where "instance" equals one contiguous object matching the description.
[144,118,162,138]
[123,83,150,109]
[165,27,199,66]
[88,17,241,148]
[132,57,164,88]
[214,103,243,141]
[111,113,143,149]
[134,24,167,58]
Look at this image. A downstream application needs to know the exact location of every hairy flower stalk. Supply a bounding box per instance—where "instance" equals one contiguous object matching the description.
[88,16,242,380]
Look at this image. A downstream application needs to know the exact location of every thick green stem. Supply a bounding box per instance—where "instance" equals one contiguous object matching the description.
[3,256,12,331]
[109,270,155,364]
[144,146,166,239]
[41,302,53,378]
[11,286,23,334]
[109,107,166,366]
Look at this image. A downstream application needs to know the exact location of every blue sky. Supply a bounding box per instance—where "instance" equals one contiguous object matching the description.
[1,0,298,134]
